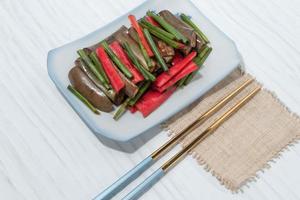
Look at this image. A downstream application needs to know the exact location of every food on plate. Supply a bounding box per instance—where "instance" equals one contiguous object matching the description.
[67,10,212,119]
[68,66,114,112]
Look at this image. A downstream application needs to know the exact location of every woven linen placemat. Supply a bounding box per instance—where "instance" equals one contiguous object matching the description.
[163,69,300,191]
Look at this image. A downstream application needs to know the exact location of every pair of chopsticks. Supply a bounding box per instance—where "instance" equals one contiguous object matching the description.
[94,78,260,200]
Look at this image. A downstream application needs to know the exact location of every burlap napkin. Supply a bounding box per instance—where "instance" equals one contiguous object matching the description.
[163,69,300,191]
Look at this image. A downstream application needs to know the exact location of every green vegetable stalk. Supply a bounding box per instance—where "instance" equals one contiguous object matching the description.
[89,52,110,87]
[137,37,154,70]
[143,28,169,72]
[123,42,156,82]
[128,81,151,106]
[113,98,130,120]
[67,85,100,115]
[77,49,110,89]
[180,13,209,44]
[183,47,212,85]
[140,19,175,40]
[101,41,133,79]
[147,11,188,44]
[144,27,186,49]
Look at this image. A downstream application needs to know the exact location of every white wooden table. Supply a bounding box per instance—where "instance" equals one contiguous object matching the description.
[0,0,300,199]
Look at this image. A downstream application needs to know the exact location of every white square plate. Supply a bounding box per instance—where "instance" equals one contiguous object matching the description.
[47,0,242,142]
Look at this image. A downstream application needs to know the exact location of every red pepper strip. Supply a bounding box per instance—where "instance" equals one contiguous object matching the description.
[145,16,160,27]
[128,15,154,57]
[153,51,197,88]
[172,53,184,65]
[129,106,137,114]
[110,41,144,84]
[154,62,198,93]
[96,47,125,93]
[135,87,176,117]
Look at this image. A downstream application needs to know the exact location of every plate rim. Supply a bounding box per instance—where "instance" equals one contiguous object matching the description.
[47,0,242,142]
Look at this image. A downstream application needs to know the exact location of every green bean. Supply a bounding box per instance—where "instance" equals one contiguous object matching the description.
[67,85,100,115]
[180,13,209,44]
[128,81,151,106]
[101,41,133,79]
[123,42,156,81]
[143,28,168,71]
[140,19,175,40]
[184,47,212,85]
[89,51,110,87]
[113,98,130,120]
[147,11,188,44]
[77,49,109,89]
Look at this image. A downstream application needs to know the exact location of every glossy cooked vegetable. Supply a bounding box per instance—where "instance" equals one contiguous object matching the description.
[143,28,169,71]
[114,26,150,70]
[110,41,144,84]
[68,85,100,114]
[135,87,176,117]
[113,98,130,120]
[153,51,197,88]
[159,10,197,55]
[147,11,189,44]
[159,10,197,47]
[122,42,156,82]
[75,58,125,105]
[128,15,154,57]
[180,13,209,44]
[89,51,110,87]
[101,41,133,79]
[145,16,160,27]
[115,66,139,98]
[77,49,110,89]
[137,36,155,70]
[184,47,212,85]
[154,62,198,93]
[143,26,186,50]
[140,19,176,41]
[96,47,125,93]
[156,40,175,59]
[128,81,152,106]
[68,66,114,112]
[67,10,212,119]
[171,53,183,65]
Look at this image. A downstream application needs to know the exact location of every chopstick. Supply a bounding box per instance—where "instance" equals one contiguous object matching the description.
[93,78,254,200]
[122,86,261,200]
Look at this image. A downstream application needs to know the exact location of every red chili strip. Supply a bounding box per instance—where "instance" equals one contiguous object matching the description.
[135,87,176,117]
[110,41,144,84]
[154,62,198,93]
[128,15,154,57]
[153,51,197,88]
[96,47,125,93]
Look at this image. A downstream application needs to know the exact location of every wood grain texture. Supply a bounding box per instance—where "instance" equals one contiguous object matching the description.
[0,0,299,199]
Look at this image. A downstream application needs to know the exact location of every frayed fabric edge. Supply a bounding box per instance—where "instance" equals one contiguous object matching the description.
[160,72,300,192]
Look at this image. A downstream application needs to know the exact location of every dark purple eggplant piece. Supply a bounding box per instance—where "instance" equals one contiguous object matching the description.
[129,27,174,68]
[151,36,175,64]
[113,26,148,70]
[156,40,175,58]
[159,10,196,54]
[128,27,139,43]
[68,66,114,112]
[195,35,205,53]
[75,58,124,105]
[112,62,139,98]
[85,27,130,51]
